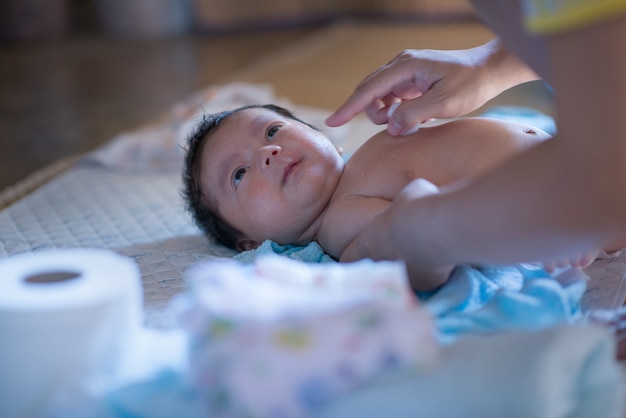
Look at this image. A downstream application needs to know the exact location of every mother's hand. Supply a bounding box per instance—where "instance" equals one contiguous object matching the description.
[326,39,537,136]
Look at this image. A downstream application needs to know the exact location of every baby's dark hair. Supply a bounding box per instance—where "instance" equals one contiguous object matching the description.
[182,104,319,250]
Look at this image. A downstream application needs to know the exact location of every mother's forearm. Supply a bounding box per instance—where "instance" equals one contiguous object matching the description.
[470,0,551,81]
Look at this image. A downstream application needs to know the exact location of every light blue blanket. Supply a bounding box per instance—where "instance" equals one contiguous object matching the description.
[234,239,334,264]
[234,239,585,342]
[481,104,556,134]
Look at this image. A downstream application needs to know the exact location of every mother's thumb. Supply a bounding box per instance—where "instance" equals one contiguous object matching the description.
[387,98,437,136]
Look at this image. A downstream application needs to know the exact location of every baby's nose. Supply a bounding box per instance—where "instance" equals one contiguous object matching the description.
[259,145,280,167]
[265,149,278,166]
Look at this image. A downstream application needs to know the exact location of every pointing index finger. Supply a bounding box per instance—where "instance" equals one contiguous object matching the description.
[326,61,418,127]
[325,87,380,127]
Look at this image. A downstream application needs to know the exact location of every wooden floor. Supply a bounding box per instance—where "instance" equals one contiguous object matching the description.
[0,20,553,193]
[0,28,314,191]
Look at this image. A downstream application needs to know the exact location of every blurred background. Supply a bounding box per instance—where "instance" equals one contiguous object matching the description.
[0,0,550,194]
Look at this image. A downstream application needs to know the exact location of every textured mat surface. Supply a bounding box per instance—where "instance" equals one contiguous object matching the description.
[0,167,198,254]
[0,166,236,327]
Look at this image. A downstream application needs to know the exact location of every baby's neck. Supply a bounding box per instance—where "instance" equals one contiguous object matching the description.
[296,194,337,246]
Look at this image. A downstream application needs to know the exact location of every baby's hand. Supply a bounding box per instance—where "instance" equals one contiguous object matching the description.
[542,248,600,273]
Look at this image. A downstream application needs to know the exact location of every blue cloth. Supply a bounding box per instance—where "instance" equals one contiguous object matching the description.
[480,105,557,135]
[423,264,585,342]
[234,239,335,264]
[231,240,585,342]
[103,371,206,418]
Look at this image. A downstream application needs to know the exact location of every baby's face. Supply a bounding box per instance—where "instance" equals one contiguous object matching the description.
[201,108,344,249]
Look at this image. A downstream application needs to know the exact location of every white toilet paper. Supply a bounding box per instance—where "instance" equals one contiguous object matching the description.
[0,248,143,418]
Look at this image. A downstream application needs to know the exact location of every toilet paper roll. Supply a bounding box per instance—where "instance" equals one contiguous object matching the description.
[0,248,143,418]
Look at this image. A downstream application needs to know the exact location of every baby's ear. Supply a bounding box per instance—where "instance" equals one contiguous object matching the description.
[236,238,261,252]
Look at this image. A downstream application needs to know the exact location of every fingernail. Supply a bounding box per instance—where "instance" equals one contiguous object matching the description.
[403,123,421,135]
[389,121,404,135]
[387,102,401,119]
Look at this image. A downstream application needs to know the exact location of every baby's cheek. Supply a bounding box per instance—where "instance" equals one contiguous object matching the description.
[248,186,276,213]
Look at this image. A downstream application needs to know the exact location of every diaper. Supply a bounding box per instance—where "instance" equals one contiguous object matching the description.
[176,256,438,418]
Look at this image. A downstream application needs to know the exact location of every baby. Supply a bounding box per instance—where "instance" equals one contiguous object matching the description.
[183,104,574,290]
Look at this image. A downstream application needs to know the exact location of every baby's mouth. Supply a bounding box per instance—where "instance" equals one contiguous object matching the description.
[282,160,300,185]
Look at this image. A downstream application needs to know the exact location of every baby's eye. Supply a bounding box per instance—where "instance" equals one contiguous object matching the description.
[267,124,282,140]
[233,167,247,188]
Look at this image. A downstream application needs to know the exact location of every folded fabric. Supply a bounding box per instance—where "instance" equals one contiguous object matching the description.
[316,325,624,418]
[176,256,438,418]
[424,264,587,342]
